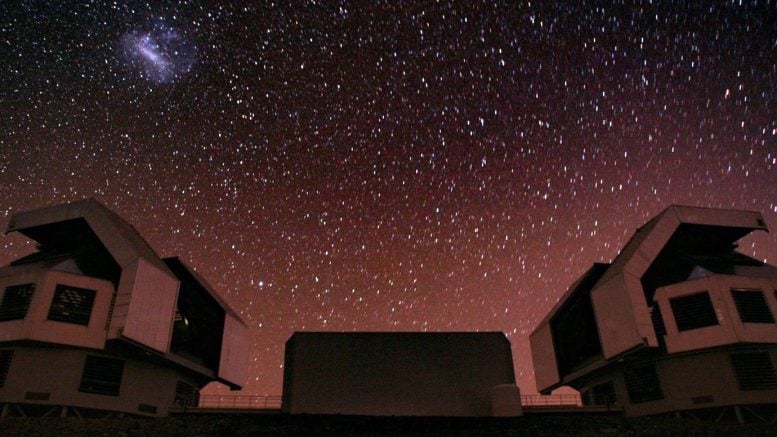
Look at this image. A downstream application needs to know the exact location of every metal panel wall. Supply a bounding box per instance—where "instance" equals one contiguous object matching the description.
[217,314,249,388]
[121,258,179,353]
[591,275,646,359]
[529,322,560,392]
[282,332,517,416]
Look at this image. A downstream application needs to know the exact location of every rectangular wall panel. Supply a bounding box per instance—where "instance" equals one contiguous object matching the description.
[122,258,178,353]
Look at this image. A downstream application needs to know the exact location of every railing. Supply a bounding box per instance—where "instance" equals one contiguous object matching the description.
[520,394,582,407]
[189,394,582,410]
[197,395,282,410]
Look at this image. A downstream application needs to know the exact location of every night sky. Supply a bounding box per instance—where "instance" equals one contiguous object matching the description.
[1,1,776,396]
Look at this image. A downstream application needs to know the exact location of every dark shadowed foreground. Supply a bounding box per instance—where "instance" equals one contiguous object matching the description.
[2,414,777,436]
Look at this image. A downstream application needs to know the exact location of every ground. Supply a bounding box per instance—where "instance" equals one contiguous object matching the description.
[1,413,776,436]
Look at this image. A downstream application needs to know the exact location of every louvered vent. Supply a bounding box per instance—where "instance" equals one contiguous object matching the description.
[0,284,35,321]
[731,352,777,391]
[731,289,774,324]
[624,365,663,404]
[0,350,13,387]
[79,355,124,396]
[48,285,96,326]
[175,381,200,407]
[670,292,718,331]
[138,403,157,414]
[650,305,666,336]
[583,381,616,406]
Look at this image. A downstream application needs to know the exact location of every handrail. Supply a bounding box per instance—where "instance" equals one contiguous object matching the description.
[196,395,283,409]
[185,394,583,410]
[520,394,582,406]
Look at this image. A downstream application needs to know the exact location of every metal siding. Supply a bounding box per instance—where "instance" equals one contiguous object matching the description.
[218,314,248,388]
[530,322,560,392]
[592,275,645,359]
[122,258,178,353]
[672,206,767,231]
[283,332,515,416]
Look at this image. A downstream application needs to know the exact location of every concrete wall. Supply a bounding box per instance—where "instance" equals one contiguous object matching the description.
[282,332,521,417]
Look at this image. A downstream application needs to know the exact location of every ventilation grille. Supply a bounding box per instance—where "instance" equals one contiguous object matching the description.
[650,305,666,336]
[0,284,35,321]
[731,289,774,324]
[25,391,50,401]
[105,291,117,331]
[583,381,616,406]
[175,381,200,407]
[138,403,157,414]
[670,292,718,331]
[0,350,13,387]
[79,355,124,396]
[48,285,96,326]
[624,365,664,404]
[731,352,777,391]
[691,395,714,405]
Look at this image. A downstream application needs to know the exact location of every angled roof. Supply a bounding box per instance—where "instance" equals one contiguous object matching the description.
[6,198,175,279]
[598,205,767,287]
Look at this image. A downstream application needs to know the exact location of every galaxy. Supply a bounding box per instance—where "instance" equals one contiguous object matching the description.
[121,22,196,84]
[0,1,775,397]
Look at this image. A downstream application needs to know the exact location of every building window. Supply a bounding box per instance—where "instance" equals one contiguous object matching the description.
[0,350,13,387]
[731,352,777,391]
[624,364,664,404]
[669,291,718,331]
[731,289,775,324]
[48,285,96,326]
[174,381,200,407]
[79,355,124,396]
[0,284,35,321]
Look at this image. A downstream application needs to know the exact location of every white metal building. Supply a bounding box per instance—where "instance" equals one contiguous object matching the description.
[0,199,248,417]
[531,205,777,420]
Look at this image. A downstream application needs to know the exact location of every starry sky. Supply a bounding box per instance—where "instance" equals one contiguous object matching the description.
[1,1,776,396]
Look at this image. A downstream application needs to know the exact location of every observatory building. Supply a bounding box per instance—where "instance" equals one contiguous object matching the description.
[531,205,777,419]
[282,332,522,416]
[0,199,248,417]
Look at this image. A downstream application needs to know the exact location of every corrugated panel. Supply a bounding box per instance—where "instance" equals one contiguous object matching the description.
[218,314,249,388]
